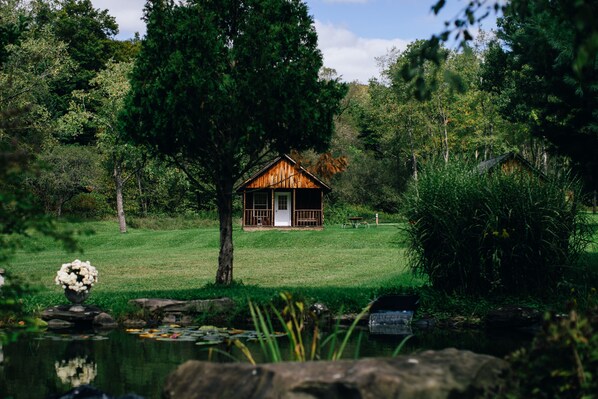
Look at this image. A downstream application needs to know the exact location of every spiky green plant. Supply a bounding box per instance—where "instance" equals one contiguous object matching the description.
[402,160,590,296]
[238,292,371,363]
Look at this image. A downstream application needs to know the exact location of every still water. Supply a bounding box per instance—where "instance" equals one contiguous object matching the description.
[0,327,531,399]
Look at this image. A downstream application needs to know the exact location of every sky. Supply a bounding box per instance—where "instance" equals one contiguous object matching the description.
[92,0,498,83]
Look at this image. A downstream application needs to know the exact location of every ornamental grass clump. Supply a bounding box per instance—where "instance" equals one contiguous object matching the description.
[402,160,589,296]
[55,259,98,293]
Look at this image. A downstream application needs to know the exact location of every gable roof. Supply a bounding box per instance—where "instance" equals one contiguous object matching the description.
[477,152,547,180]
[236,154,331,193]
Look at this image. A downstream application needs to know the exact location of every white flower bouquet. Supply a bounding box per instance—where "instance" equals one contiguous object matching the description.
[55,259,98,293]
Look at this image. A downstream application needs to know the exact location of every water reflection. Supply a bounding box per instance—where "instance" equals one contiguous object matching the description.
[0,327,532,399]
[55,356,97,387]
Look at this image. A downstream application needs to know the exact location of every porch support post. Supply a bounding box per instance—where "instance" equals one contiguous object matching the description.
[321,190,324,226]
[242,191,246,227]
[293,189,296,227]
[271,189,275,226]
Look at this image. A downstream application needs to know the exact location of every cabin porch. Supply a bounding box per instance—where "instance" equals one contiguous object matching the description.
[242,189,324,228]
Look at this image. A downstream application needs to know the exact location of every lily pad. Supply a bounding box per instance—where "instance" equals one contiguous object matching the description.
[195,340,223,346]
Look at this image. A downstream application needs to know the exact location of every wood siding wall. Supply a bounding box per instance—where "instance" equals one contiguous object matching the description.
[245,159,320,189]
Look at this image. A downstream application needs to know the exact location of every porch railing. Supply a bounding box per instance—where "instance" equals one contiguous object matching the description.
[294,209,322,227]
[244,208,322,227]
[244,209,273,226]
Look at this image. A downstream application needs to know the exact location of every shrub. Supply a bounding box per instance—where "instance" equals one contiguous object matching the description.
[505,300,598,398]
[324,201,403,225]
[402,160,589,296]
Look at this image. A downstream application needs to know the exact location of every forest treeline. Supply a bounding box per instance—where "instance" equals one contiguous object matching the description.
[1,0,596,228]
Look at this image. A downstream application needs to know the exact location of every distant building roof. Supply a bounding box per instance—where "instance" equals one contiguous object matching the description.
[477,152,547,180]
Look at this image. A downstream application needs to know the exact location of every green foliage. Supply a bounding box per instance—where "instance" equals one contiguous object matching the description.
[29,144,101,215]
[402,160,590,296]
[325,202,403,225]
[62,191,112,219]
[127,212,221,230]
[0,271,37,337]
[240,292,371,364]
[484,0,598,196]
[505,302,598,398]
[122,0,347,284]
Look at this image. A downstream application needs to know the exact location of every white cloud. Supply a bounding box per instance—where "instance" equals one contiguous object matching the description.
[92,1,411,83]
[314,20,410,83]
[92,0,146,38]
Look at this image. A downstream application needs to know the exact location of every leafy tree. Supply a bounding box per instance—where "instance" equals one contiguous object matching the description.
[0,26,73,143]
[0,30,77,265]
[29,0,129,141]
[60,61,144,232]
[32,0,118,73]
[29,144,100,216]
[0,0,30,64]
[481,1,598,202]
[122,0,346,284]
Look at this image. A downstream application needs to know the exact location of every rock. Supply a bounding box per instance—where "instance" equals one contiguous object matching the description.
[162,314,178,324]
[163,348,509,399]
[93,312,118,329]
[309,302,330,317]
[123,319,147,328]
[129,297,234,314]
[413,317,436,329]
[48,384,145,399]
[47,319,75,329]
[335,312,370,326]
[42,305,102,323]
[180,315,195,326]
[485,306,542,329]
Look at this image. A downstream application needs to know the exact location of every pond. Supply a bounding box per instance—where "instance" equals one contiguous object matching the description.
[0,326,532,399]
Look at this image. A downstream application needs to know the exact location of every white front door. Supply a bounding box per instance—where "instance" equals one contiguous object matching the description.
[274,192,291,227]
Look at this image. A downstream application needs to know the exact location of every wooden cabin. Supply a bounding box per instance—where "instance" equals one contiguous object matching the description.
[236,154,330,230]
[477,152,547,180]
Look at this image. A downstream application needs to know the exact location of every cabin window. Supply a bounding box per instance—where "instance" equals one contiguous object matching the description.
[254,192,268,209]
[278,194,288,210]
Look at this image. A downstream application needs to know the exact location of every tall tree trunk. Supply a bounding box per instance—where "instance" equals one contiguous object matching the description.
[541,142,548,174]
[215,178,234,285]
[407,123,418,181]
[136,170,147,217]
[114,164,127,233]
[436,94,449,163]
[56,200,63,217]
[442,120,449,163]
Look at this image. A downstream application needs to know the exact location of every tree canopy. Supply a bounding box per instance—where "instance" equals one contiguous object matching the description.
[122,0,347,284]
[482,1,598,195]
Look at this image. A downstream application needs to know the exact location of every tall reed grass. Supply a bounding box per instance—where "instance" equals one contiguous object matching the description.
[402,160,590,296]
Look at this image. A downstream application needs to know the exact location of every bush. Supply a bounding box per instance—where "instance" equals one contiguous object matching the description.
[324,201,403,225]
[402,160,589,296]
[505,301,598,398]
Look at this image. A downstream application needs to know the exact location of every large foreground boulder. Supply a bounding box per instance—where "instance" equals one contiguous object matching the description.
[163,348,508,399]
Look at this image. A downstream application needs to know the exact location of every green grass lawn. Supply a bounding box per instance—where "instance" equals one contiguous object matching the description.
[8,220,423,317]
[6,213,597,320]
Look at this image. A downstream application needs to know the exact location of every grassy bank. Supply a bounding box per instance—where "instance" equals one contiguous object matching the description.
[6,214,597,321]
[8,220,422,318]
